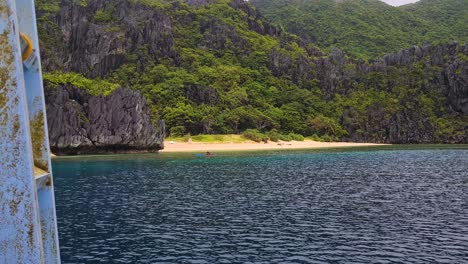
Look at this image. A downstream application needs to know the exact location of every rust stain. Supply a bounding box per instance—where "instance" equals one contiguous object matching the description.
[8,188,22,216]
[49,212,58,259]
[41,210,59,261]
[0,1,14,128]
[8,199,19,214]
[0,87,6,106]
[1,2,51,261]
[0,1,12,18]
[30,111,48,171]
[25,188,40,253]
[0,27,14,69]
[45,177,51,187]
[27,223,34,248]
[40,213,47,246]
[0,107,8,126]
[11,114,20,138]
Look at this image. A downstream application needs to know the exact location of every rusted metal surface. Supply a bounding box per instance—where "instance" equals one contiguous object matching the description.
[16,0,61,262]
[37,180,59,263]
[16,0,49,171]
[0,0,44,262]
[1,0,60,263]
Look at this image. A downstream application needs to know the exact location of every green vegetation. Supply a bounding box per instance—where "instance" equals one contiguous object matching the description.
[79,0,89,7]
[166,134,254,143]
[37,0,468,143]
[43,72,120,96]
[131,0,171,8]
[242,129,305,142]
[242,129,270,142]
[167,132,307,143]
[251,0,467,59]
[403,0,467,42]
[94,10,113,23]
[36,0,60,13]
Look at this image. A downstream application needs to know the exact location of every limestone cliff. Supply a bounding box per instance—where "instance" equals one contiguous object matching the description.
[45,85,165,155]
[37,0,467,144]
[269,42,468,143]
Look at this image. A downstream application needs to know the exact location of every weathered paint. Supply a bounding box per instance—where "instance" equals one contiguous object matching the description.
[0,0,44,262]
[15,0,61,261]
[31,111,48,170]
[1,0,60,263]
[16,0,49,171]
[37,179,59,263]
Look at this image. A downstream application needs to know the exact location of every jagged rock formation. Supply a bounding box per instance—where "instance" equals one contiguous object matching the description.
[378,43,468,115]
[272,43,468,143]
[275,43,468,115]
[38,0,280,78]
[45,85,165,155]
[40,0,179,78]
[37,0,467,144]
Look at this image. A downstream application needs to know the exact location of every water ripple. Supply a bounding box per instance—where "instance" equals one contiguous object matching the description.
[53,149,468,263]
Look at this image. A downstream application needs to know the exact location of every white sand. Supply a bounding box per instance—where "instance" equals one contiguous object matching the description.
[161,140,388,153]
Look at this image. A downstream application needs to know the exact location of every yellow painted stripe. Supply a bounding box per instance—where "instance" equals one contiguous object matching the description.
[20,32,33,62]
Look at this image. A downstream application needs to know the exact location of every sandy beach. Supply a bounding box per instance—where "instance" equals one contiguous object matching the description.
[161,140,388,153]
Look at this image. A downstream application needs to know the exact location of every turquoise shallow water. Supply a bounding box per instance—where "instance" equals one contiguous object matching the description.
[53,146,468,263]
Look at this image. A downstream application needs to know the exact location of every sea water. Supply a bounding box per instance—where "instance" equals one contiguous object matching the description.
[53,146,468,263]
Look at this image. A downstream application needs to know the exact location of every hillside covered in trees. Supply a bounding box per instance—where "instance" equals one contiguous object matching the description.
[37,0,467,145]
[251,0,468,59]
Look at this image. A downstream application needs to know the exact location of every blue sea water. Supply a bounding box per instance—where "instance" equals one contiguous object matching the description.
[52,146,468,263]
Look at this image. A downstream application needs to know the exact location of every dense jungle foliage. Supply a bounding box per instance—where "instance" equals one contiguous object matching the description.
[251,0,468,59]
[37,0,467,143]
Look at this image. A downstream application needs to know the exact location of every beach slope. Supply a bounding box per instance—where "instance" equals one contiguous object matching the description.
[161,140,388,153]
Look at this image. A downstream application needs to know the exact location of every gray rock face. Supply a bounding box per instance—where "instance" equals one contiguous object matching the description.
[41,0,179,78]
[38,0,467,144]
[375,43,468,116]
[39,0,280,78]
[271,42,468,113]
[45,85,165,155]
[268,42,468,143]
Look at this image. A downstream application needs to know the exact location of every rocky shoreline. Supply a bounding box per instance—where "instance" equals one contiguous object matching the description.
[45,85,165,155]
